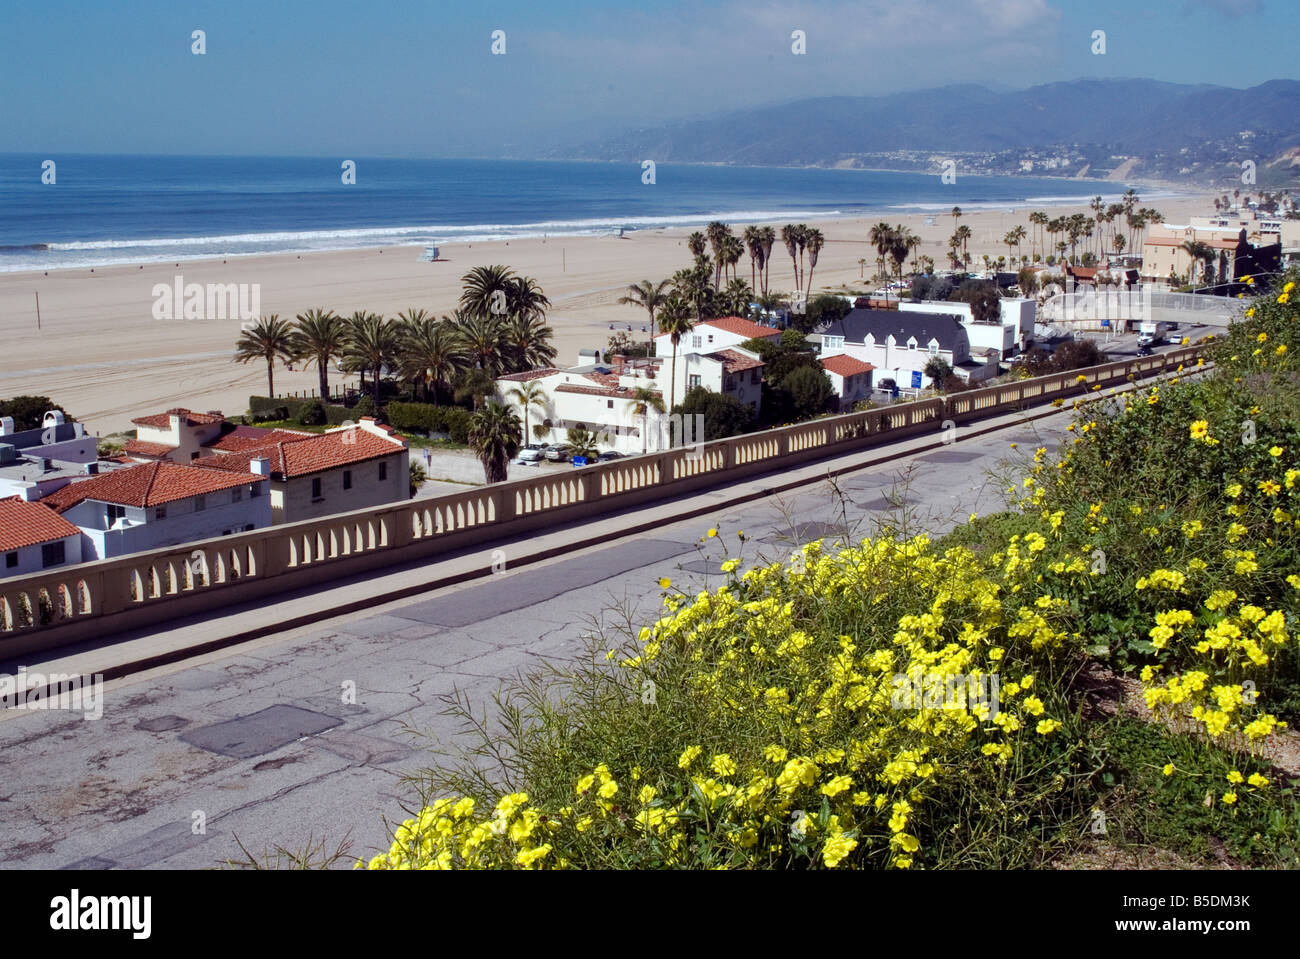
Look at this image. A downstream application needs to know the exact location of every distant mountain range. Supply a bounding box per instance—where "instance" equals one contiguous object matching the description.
[548,78,1300,187]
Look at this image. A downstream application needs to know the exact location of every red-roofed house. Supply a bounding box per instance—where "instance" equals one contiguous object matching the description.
[129,408,227,463]
[194,418,408,524]
[669,347,765,417]
[819,354,876,407]
[0,497,83,578]
[38,461,271,560]
[652,316,781,358]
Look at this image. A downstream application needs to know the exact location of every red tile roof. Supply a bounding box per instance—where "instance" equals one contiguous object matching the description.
[131,408,224,429]
[697,316,783,340]
[39,462,263,513]
[0,497,81,552]
[123,439,178,459]
[821,354,876,377]
[196,427,405,480]
[206,427,312,453]
[707,349,765,374]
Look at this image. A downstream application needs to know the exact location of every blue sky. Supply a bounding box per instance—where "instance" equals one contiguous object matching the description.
[1,0,1293,157]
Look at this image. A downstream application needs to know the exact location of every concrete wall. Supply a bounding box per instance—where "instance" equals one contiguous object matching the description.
[0,347,1203,657]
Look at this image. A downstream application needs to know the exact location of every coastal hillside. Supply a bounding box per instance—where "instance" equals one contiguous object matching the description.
[549,78,1300,186]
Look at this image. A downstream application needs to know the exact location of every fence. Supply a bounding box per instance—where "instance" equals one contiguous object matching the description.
[0,347,1203,656]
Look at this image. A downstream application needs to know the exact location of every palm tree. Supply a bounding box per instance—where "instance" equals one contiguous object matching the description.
[469,401,521,484]
[506,380,549,441]
[563,427,601,461]
[706,221,731,290]
[759,226,777,295]
[869,222,895,298]
[687,231,707,258]
[343,312,399,408]
[907,232,922,273]
[723,277,754,317]
[618,278,672,352]
[1010,225,1027,265]
[743,226,763,292]
[1181,240,1214,284]
[671,261,713,323]
[502,313,557,373]
[454,310,506,377]
[631,385,665,454]
[235,314,295,398]
[795,224,810,291]
[857,257,867,279]
[504,275,551,322]
[722,233,745,286]
[291,308,344,401]
[955,224,972,262]
[459,265,516,319]
[889,228,909,289]
[657,296,694,413]
[781,225,801,293]
[951,206,962,228]
[397,312,469,402]
[1029,211,1048,259]
[803,228,825,300]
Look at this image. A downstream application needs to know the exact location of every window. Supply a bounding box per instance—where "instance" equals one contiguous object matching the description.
[194,495,206,512]
[231,486,242,502]
[250,482,261,497]
[824,335,844,350]
[311,477,322,500]
[688,374,701,388]
[606,400,614,409]
[154,506,167,521]
[929,343,939,355]
[691,335,702,348]
[379,462,387,482]
[41,541,65,568]
[343,470,352,491]
[706,334,714,344]
[751,369,760,384]
[4,552,16,568]
[106,504,126,524]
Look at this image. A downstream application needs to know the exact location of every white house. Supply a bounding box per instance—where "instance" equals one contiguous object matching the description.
[126,408,227,462]
[0,496,83,579]
[820,354,875,408]
[0,412,110,501]
[39,461,272,561]
[818,308,991,391]
[653,316,781,358]
[670,349,764,417]
[899,298,1034,360]
[195,417,409,524]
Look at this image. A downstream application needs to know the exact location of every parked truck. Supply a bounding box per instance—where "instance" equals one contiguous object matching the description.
[1137,321,1169,348]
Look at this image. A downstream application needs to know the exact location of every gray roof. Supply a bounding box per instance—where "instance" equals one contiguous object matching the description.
[825,309,967,352]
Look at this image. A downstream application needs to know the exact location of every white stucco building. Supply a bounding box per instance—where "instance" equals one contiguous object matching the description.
[0,497,83,579]
[899,298,1035,361]
[818,308,995,391]
[653,316,781,358]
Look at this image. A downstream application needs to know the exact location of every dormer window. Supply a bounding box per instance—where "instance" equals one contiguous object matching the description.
[907,338,918,351]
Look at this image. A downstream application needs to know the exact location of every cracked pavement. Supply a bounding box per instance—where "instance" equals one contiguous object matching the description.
[0,411,1074,869]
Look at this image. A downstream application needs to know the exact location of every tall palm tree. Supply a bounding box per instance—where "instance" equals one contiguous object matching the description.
[723,277,754,317]
[889,227,909,288]
[469,401,521,484]
[743,226,763,292]
[803,228,825,300]
[501,313,557,372]
[618,278,672,352]
[759,225,777,296]
[397,312,469,402]
[907,232,922,273]
[869,222,895,298]
[459,265,516,318]
[951,206,962,228]
[343,312,399,408]
[631,385,665,454]
[504,275,551,322]
[506,380,549,441]
[291,308,344,401]
[1029,211,1048,259]
[955,224,972,262]
[721,233,745,286]
[235,314,295,398]
[781,225,800,293]
[706,221,730,290]
[657,295,694,413]
[671,261,713,323]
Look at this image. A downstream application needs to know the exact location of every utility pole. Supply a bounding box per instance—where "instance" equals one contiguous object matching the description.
[35,292,41,330]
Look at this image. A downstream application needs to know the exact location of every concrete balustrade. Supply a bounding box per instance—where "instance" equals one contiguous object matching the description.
[0,347,1203,657]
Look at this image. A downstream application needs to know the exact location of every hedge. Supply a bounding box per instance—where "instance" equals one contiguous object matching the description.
[249,396,352,425]
[386,401,472,444]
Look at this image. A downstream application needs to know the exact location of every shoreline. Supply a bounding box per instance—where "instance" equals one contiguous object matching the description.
[0,192,1217,436]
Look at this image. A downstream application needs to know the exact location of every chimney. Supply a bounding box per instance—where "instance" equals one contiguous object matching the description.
[0,417,12,436]
[250,456,271,477]
[42,410,65,427]
[169,413,182,434]
[19,485,40,502]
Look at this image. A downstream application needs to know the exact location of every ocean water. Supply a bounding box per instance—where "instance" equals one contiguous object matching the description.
[0,154,1162,273]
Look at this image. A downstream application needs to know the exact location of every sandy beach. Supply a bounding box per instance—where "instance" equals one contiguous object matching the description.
[0,191,1213,436]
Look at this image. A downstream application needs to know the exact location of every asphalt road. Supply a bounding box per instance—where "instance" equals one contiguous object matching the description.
[0,409,1077,869]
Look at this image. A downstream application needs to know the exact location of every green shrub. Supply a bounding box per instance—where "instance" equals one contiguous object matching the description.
[296,400,326,426]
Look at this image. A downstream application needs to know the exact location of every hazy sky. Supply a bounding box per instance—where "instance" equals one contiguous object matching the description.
[2,0,1293,157]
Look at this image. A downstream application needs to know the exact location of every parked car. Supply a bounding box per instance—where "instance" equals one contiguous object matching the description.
[544,444,568,462]
[597,450,624,462]
[517,444,545,463]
